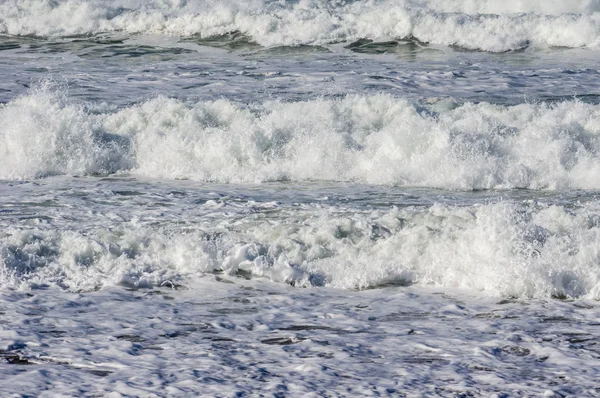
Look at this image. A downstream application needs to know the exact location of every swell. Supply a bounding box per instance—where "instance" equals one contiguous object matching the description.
[2,86,600,190]
[1,0,599,52]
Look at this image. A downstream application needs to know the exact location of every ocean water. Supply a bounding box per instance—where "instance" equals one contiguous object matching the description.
[1,1,600,396]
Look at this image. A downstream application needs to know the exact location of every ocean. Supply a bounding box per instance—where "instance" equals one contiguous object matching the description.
[1,1,600,396]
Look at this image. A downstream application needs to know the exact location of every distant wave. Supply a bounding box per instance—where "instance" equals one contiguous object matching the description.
[2,85,600,190]
[413,0,600,15]
[1,0,599,51]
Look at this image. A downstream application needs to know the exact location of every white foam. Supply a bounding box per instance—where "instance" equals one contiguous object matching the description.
[2,87,600,190]
[304,202,600,298]
[1,200,599,299]
[1,0,599,51]
[415,0,600,15]
[0,83,132,179]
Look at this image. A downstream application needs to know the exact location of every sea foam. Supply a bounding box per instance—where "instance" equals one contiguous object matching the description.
[1,200,599,299]
[2,87,600,190]
[1,0,599,51]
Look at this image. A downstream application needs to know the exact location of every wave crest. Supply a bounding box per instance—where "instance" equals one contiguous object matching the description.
[2,87,600,190]
[1,0,599,51]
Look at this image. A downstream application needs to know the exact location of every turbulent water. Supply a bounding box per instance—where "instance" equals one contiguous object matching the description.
[3,0,600,51]
[1,1,600,397]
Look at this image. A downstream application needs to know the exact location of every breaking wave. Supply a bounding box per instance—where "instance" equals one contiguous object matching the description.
[2,201,599,299]
[2,85,600,190]
[1,0,600,51]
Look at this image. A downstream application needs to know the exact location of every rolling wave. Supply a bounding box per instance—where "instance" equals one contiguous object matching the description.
[1,0,599,51]
[2,85,600,190]
[2,201,599,298]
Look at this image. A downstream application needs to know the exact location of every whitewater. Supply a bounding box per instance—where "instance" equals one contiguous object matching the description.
[1,0,600,397]
[2,0,600,51]
[3,86,600,189]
